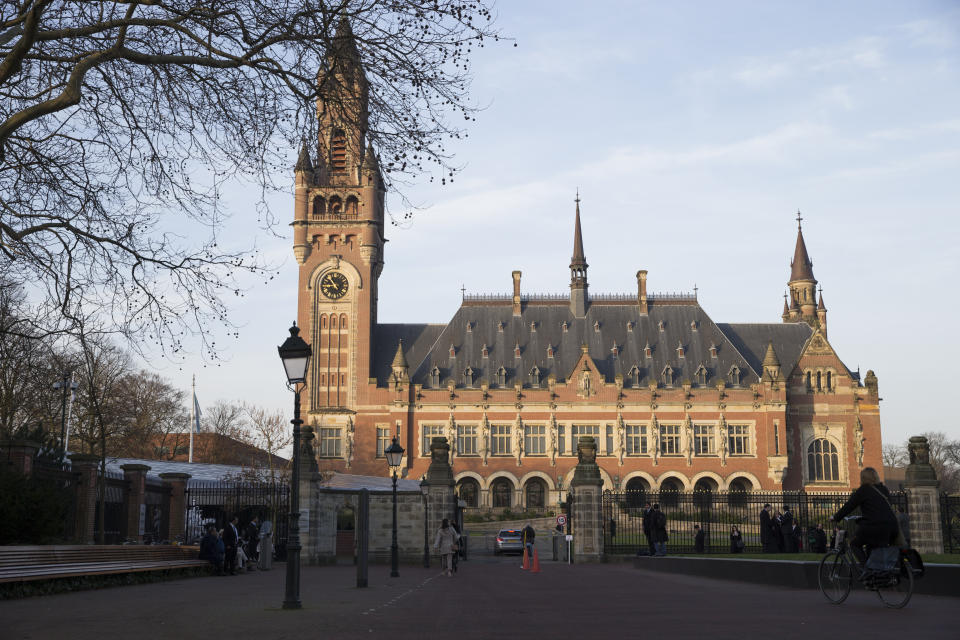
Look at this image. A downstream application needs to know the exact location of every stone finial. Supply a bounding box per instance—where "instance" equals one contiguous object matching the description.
[295,141,313,173]
[864,369,878,394]
[422,437,454,487]
[905,436,938,487]
[762,341,781,381]
[571,436,602,486]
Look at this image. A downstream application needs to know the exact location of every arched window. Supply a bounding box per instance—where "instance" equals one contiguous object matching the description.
[625,477,650,508]
[331,129,347,172]
[457,478,480,508]
[808,439,840,482]
[693,477,717,508]
[826,371,832,391]
[345,195,359,216]
[728,365,741,387]
[496,366,507,386]
[328,196,343,216]
[524,478,545,508]
[816,371,822,392]
[339,314,348,329]
[528,366,541,388]
[312,197,326,218]
[695,364,708,386]
[430,366,440,388]
[661,365,673,387]
[321,314,328,329]
[727,477,753,507]
[491,478,513,508]
[629,366,640,388]
[659,478,681,508]
[463,367,474,387]
[805,371,812,391]
[330,315,338,329]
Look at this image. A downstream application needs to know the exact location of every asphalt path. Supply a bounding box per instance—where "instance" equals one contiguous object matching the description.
[0,556,953,639]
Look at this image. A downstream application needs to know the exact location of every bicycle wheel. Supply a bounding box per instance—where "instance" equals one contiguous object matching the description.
[876,558,914,609]
[818,550,853,604]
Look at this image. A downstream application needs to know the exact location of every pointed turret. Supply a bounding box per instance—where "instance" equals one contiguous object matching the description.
[391,339,409,384]
[817,287,828,338]
[786,211,818,324]
[295,142,313,173]
[762,341,782,382]
[781,292,790,322]
[569,192,588,317]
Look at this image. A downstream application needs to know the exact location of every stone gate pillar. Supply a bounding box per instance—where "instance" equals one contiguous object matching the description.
[70,453,99,544]
[904,436,944,553]
[0,440,40,475]
[421,437,455,541]
[571,436,604,562]
[120,464,150,542]
[159,472,191,543]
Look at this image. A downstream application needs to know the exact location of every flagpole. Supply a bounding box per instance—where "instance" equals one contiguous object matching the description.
[189,374,195,463]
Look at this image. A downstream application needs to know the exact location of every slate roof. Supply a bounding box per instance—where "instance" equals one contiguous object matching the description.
[373,300,819,390]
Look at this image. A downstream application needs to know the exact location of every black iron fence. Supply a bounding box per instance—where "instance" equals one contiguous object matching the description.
[32,459,79,541]
[943,494,960,554]
[184,482,290,560]
[602,489,909,555]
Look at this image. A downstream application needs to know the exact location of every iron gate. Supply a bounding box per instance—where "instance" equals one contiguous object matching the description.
[602,490,907,555]
[942,494,960,553]
[184,482,290,560]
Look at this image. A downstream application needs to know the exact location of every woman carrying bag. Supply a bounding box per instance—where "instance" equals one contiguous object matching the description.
[434,518,460,577]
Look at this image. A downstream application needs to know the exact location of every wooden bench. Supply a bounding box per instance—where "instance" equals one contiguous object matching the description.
[0,545,208,583]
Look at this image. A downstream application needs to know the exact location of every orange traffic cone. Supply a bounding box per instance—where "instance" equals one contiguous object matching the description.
[531,548,541,573]
[521,547,529,570]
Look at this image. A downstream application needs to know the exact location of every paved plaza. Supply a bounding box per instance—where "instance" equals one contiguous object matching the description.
[1,557,954,639]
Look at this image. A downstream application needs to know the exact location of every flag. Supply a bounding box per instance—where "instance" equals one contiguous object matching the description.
[193,391,202,433]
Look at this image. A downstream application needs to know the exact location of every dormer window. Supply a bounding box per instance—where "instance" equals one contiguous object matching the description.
[594,321,601,332]
[529,366,541,388]
[514,343,522,358]
[629,365,641,388]
[449,344,456,358]
[658,321,665,332]
[463,367,474,387]
[662,365,674,387]
[627,321,634,332]
[695,364,708,386]
[644,343,652,359]
[709,344,718,359]
[546,345,554,359]
[465,322,472,333]
[676,342,685,358]
[497,321,505,333]
[496,366,507,386]
[530,321,537,333]
[610,342,619,357]
[561,321,569,333]
[430,366,441,388]
[690,320,698,331]
[728,365,741,387]
[481,344,489,358]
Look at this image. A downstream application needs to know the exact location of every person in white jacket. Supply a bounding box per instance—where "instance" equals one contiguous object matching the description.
[433,518,460,577]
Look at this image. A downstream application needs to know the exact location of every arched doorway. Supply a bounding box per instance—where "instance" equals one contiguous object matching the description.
[524,478,546,509]
[727,477,753,507]
[457,477,480,508]
[658,478,681,508]
[625,477,650,509]
[335,505,355,557]
[491,477,514,508]
[693,477,718,509]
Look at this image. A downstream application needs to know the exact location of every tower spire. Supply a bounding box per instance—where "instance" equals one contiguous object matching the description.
[790,211,815,282]
[569,191,588,318]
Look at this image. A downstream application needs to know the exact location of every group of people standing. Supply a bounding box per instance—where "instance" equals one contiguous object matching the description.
[198,515,272,575]
[640,502,669,556]
[759,504,806,553]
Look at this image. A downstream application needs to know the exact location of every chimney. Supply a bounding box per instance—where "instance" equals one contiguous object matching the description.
[637,270,648,314]
[512,270,522,316]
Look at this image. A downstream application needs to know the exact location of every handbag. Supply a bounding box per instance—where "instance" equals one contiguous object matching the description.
[865,546,899,572]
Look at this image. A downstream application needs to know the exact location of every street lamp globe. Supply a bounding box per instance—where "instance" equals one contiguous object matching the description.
[385,437,405,474]
[277,322,311,384]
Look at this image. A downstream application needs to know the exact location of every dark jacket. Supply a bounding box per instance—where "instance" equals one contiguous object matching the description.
[223,522,239,548]
[813,528,828,553]
[782,510,795,552]
[522,525,535,544]
[759,509,773,546]
[834,483,899,547]
[694,529,705,553]
[730,531,743,553]
[199,532,217,561]
[651,509,668,543]
[642,508,653,536]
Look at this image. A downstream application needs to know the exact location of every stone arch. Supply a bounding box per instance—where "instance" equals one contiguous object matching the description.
[485,470,521,491]
[345,195,359,216]
[801,429,846,485]
[690,471,724,492]
[454,473,482,508]
[623,471,654,509]
[518,470,556,491]
[488,473,517,509]
[522,477,548,508]
[312,196,326,218]
[724,471,761,492]
[655,471,690,491]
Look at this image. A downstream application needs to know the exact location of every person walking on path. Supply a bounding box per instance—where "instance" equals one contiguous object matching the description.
[729,525,744,553]
[759,504,776,553]
[244,516,260,571]
[434,518,460,577]
[522,522,536,563]
[651,504,668,556]
[223,515,240,575]
[258,519,273,571]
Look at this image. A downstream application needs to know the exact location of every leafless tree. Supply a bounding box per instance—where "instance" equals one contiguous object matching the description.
[242,403,291,482]
[0,1,501,357]
[112,370,187,458]
[882,443,908,469]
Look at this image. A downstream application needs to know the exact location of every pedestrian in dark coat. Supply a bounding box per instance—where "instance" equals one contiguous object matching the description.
[198,525,222,573]
[759,504,776,552]
[772,511,785,552]
[694,525,705,553]
[244,516,260,571]
[812,523,828,553]
[223,515,240,575]
[641,503,655,556]
[790,522,803,552]
[782,507,795,552]
[651,504,668,556]
[730,526,744,553]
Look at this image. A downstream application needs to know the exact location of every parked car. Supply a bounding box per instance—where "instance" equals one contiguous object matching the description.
[495,529,524,555]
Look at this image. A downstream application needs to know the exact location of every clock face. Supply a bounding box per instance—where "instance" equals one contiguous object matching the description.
[320,271,349,299]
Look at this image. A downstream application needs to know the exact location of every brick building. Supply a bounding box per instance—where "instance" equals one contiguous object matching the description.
[290,20,882,509]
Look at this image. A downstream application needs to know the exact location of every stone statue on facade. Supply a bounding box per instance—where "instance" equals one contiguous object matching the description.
[651,414,660,465]
[616,412,626,466]
[344,417,355,469]
[684,413,693,465]
[549,413,558,467]
[447,412,457,463]
[855,416,864,468]
[514,414,524,466]
[480,412,490,466]
[718,414,728,467]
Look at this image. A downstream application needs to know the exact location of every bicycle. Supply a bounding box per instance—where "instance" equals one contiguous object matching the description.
[817,515,914,609]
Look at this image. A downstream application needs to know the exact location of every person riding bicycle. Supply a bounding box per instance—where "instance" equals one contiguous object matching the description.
[831,467,901,566]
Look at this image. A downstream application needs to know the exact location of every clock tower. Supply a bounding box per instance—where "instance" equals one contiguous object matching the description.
[292,17,385,417]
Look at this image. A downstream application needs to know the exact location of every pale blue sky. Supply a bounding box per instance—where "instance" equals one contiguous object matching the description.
[160,1,960,449]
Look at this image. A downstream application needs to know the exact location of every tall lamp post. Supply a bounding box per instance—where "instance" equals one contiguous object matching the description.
[53,372,78,455]
[385,436,405,578]
[277,322,312,610]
